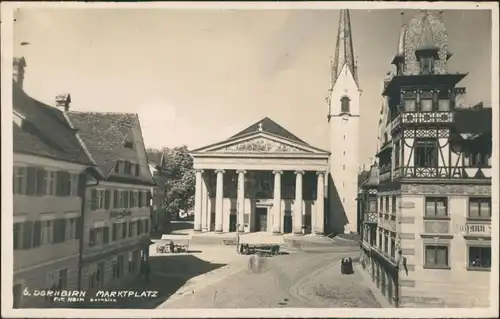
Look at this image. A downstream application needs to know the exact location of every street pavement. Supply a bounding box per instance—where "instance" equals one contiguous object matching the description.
[156,241,381,309]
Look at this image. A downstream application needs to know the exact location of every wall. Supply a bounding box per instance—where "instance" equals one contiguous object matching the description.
[398,191,491,307]
[328,64,360,234]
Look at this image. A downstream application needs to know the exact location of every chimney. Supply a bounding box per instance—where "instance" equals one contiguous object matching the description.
[55,93,71,111]
[13,57,27,89]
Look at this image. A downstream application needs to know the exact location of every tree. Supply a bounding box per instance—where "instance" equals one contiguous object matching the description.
[148,146,195,219]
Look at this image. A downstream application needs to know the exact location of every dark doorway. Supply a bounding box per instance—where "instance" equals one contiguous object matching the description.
[283,213,292,234]
[255,208,268,231]
[229,214,237,232]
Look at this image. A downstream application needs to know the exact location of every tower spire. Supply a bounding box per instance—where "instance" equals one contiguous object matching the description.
[331,9,358,87]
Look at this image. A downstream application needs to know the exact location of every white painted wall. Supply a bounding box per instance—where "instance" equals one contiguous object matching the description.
[328,64,360,234]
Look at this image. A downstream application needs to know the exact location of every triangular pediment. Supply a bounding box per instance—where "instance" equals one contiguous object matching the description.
[191,131,329,155]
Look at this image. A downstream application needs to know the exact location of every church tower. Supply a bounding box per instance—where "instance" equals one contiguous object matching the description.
[327,9,361,234]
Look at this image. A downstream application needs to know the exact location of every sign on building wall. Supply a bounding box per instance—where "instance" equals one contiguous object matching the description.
[458,223,491,236]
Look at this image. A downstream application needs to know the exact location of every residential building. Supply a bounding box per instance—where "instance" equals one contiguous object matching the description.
[360,11,492,307]
[189,9,361,236]
[64,111,156,290]
[12,57,94,308]
[148,157,169,233]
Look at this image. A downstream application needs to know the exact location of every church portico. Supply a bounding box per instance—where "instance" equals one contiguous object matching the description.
[190,117,330,236]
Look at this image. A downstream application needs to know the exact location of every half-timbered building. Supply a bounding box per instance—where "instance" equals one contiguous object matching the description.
[365,11,493,307]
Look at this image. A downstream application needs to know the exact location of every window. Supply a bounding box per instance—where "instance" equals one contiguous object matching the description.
[390,233,396,259]
[438,99,450,111]
[464,152,492,167]
[114,161,120,174]
[135,164,140,177]
[124,140,133,149]
[89,227,104,247]
[425,245,449,268]
[66,217,78,240]
[138,192,144,208]
[14,223,22,250]
[420,98,433,112]
[41,220,54,245]
[137,220,143,235]
[128,251,137,273]
[378,229,383,250]
[69,174,79,196]
[21,221,34,249]
[425,197,448,217]
[420,57,434,75]
[404,99,416,112]
[468,246,491,269]
[55,171,71,196]
[56,269,67,290]
[26,167,38,196]
[13,167,27,194]
[391,196,396,214]
[112,223,118,241]
[414,139,438,167]
[385,196,389,213]
[122,222,127,239]
[340,96,350,113]
[112,256,120,279]
[383,232,388,254]
[369,199,377,212]
[469,198,491,219]
[394,142,400,168]
[103,226,109,244]
[379,197,383,212]
[53,218,67,243]
[45,171,56,196]
[113,190,119,208]
[124,161,132,175]
[128,222,134,238]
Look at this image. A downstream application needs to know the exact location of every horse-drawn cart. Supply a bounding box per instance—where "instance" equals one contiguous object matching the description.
[156,235,190,254]
[239,243,280,257]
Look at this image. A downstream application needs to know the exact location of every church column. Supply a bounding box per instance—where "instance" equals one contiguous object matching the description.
[237,170,246,232]
[201,174,208,231]
[293,170,304,235]
[215,169,225,233]
[272,170,283,235]
[315,171,325,235]
[193,169,203,233]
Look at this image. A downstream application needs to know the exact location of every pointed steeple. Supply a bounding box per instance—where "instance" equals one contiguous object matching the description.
[331,9,358,87]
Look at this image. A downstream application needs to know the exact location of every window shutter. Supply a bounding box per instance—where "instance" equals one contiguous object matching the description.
[138,192,143,208]
[63,171,71,196]
[36,169,46,196]
[90,189,98,211]
[137,220,141,235]
[75,217,82,240]
[22,221,33,249]
[89,229,95,246]
[103,227,109,244]
[122,222,127,238]
[113,190,118,208]
[77,173,86,197]
[112,224,117,241]
[135,164,140,176]
[26,167,37,196]
[129,222,133,237]
[104,190,111,209]
[33,220,42,248]
[146,191,151,207]
[53,219,61,243]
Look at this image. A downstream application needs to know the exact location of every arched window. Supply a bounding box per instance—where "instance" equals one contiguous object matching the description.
[340,96,351,113]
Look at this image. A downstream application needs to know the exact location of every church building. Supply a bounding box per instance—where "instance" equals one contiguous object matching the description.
[190,9,361,236]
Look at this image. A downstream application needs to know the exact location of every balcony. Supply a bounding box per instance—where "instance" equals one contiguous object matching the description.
[391,111,454,133]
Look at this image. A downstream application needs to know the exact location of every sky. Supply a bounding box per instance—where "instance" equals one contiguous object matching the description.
[13,8,492,167]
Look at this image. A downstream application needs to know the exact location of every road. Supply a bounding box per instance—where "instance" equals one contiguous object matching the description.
[157,243,381,309]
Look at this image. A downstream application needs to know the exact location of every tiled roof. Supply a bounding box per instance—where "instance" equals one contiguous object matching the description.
[12,82,93,165]
[453,107,492,135]
[66,111,154,185]
[229,117,308,145]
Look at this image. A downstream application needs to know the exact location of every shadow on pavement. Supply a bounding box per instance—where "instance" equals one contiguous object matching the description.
[72,254,226,309]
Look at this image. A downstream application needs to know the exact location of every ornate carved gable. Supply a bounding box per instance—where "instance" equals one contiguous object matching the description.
[222,137,307,153]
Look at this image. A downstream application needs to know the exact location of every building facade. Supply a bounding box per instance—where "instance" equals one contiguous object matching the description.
[12,58,94,308]
[189,9,362,236]
[360,11,492,307]
[65,111,156,291]
[190,117,329,235]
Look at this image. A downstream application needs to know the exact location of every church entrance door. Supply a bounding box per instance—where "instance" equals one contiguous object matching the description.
[283,213,292,233]
[255,208,268,232]
[229,214,237,232]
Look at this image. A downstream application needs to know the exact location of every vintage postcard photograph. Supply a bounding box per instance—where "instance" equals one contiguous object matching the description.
[1,1,498,318]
